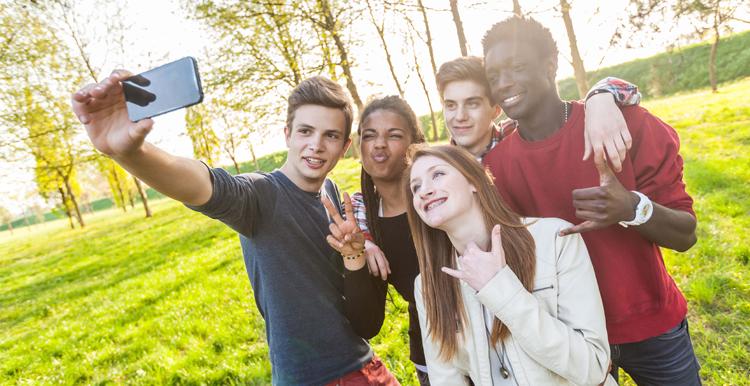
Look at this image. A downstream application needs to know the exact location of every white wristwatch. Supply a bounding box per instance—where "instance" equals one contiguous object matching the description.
[619,191,653,228]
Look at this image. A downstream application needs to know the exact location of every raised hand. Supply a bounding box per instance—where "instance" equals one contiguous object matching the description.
[560,155,639,236]
[442,225,506,292]
[322,192,366,259]
[71,69,154,158]
[583,92,632,172]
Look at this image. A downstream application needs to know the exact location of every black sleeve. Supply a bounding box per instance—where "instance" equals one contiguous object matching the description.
[343,266,388,339]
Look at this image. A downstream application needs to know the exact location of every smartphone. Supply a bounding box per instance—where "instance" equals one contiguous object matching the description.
[123,57,204,122]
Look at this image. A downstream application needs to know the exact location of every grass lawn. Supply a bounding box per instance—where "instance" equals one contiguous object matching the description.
[1,78,749,385]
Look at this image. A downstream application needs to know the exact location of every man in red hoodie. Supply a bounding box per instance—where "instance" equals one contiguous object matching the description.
[482,16,701,385]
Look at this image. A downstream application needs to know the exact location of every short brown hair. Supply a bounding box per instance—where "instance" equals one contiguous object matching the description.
[435,56,491,101]
[286,76,354,138]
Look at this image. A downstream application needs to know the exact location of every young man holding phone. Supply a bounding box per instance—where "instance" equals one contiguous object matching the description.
[71,71,398,385]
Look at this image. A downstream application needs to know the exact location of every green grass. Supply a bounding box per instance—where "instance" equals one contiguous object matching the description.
[2,78,750,385]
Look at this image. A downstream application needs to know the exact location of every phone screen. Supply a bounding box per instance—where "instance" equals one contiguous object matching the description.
[123,57,204,122]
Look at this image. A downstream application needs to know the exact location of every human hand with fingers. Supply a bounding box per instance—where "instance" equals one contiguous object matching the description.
[364,240,391,281]
[560,155,639,236]
[71,69,154,158]
[583,92,632,172]
[442,225,506,292]
[321,192,366,269]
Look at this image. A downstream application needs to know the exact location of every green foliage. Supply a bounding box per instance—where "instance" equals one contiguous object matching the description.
[185,105,221,167]
[96,157,134,211]
[558,30,750,99]
[2,79,750,384]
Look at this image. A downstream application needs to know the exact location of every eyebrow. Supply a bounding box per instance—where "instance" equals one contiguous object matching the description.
[361,127,406,133]
[444,96,485,103]
[410,163,448,184]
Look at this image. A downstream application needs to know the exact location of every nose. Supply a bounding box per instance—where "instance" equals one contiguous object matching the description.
[456,104,468,121]
[374,134,387,148]
[492,71,514,97]
[417,182,435,200]
[308,133,324,152]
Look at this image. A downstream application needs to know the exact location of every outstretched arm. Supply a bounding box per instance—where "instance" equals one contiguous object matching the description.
[71,70,212,206]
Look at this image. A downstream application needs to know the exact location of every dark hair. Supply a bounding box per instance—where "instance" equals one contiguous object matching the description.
[357,95,425,246]
[404,145,536,360]
[435,56,491,101]
[286,76,354,138]
[482,16,559,74]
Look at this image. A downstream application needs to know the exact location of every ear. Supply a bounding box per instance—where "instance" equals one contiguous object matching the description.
[284,126,291,147]
[492,104,502,120]
[340,137,352,159]
[470,183,477,194]
[545,57,558,84]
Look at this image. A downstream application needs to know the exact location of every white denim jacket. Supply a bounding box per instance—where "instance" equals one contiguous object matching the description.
[415,218,617,386]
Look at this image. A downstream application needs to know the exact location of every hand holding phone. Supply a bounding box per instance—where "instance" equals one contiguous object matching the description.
[71,57,204,158]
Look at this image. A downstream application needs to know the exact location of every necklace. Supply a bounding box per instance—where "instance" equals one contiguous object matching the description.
[563,101,570,123]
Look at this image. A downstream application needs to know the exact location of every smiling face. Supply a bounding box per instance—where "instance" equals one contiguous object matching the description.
[281,104,351,192]
[360,109,413,183]
[484,38,557,122]
[442,80,500,157]
[409,155,477,230]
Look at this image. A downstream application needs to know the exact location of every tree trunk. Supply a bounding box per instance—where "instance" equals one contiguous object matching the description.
[412,39,439,141]
[126,184,136,209]
[416,0,439,77]
[6,220,13,235]
[449,0,468,56]
[414,0,439,141]
[111,164,126,211]
[59,187,75,230]
[133,176,152,218]
[366,0,404,97]
[513,0,523,17]
[709,13,720,93]
[560,0,589,98]
[318,0,363,112]
[316,0,362,159]
[63,177,85,228]
[249,142,260,172]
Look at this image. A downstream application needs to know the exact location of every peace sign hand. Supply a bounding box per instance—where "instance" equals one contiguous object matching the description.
[322,192,365,259]
[442,225,506,292]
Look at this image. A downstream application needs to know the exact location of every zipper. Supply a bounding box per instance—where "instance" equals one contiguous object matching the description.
[532,284,554,292]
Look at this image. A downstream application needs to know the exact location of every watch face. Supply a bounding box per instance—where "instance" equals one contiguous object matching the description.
[639,203,651,218]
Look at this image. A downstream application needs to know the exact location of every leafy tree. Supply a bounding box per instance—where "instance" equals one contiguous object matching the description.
[626,0,749,93]
[185,105,221,166]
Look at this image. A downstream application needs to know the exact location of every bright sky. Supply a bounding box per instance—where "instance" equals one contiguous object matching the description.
[1,0,748,216]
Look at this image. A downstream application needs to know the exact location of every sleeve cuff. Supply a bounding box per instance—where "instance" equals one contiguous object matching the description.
[475,265,525,315]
